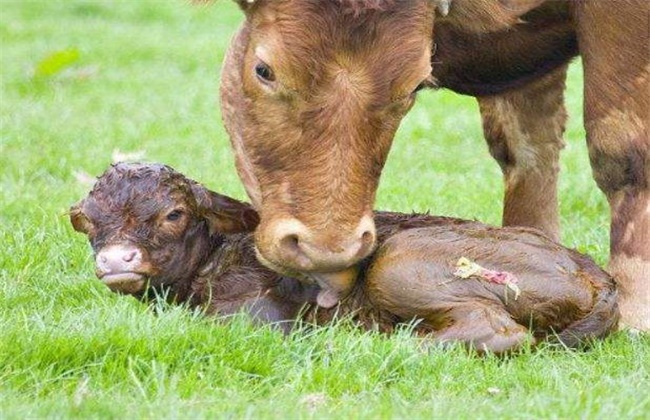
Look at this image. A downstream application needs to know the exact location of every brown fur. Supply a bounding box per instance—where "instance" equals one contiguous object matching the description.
[71,163,619,353]
[221,0,435,273]
[436,0,547,33]
[214,0,649,330]
[574,1,650,329]
[477,64,568,240]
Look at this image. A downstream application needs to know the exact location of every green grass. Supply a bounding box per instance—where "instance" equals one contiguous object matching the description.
[1,1,648,418]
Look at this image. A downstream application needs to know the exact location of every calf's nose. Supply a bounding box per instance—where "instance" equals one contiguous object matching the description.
[95,244,144,276]
[263,215,376,272]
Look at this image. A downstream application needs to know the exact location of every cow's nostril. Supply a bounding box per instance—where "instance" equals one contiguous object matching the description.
[276,232,315,270]
[361,230,374,247]
[356,229,376,259]
[100,255,108,263]
[263,216,377,272]
[280,234,300,255]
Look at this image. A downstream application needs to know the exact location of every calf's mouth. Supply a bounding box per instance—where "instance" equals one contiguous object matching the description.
[97,271,146,294]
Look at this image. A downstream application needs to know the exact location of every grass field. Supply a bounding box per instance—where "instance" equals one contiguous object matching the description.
[1,1,649,418]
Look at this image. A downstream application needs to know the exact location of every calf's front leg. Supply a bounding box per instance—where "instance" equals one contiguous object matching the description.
[477,65,568,241]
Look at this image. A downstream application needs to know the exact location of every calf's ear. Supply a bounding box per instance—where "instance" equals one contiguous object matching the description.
[191,184,260,235]
[69,200,94,234]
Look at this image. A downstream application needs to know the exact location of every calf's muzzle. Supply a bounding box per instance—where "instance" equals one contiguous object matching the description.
[95,243,147,293]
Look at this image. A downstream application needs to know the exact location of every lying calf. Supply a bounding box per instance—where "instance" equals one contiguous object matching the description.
[70,163,619,353]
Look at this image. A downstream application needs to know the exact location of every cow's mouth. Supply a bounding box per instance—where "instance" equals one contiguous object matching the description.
[99,272,146,294]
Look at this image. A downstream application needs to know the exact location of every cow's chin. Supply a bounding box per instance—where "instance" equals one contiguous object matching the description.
[100,272,147,295]
[254,246,358,309]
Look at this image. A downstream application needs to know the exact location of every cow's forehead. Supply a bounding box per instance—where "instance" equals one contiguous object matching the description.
[249,1,434,85]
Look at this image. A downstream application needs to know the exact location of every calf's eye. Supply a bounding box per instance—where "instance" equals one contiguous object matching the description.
[166,209,183,222]
[255,62,275,83]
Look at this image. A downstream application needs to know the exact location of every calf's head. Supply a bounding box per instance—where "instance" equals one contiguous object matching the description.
[70,162,259,295]
[221,0,436,275]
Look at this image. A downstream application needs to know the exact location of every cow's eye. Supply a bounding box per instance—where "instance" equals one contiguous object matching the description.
[255,62,275,83]
[166,209,183,222]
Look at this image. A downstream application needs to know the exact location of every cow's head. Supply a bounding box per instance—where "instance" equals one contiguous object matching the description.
[220,0,437,275]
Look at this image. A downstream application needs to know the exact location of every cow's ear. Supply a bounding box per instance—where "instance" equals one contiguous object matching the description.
[69,200,94,235]
[499,0,547,17]
[232,0,257,12]
[440,0,546,33]
[434,0,451,16]
[191,183,260,235]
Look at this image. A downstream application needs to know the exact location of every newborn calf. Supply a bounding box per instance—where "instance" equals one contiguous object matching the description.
[70,163,619,353]
[70,162,314,330]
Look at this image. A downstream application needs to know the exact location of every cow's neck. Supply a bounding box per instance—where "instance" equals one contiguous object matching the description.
[432,2,576,96]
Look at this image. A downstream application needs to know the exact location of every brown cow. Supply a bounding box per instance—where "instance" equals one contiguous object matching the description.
[69,163,619,354]
[216,0,649,330]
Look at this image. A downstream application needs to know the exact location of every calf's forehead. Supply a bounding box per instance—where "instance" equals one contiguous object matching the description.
[84,169,193,221]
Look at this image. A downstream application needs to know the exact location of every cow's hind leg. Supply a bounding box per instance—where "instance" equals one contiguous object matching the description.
[477,65,568,241]
[430,304,535,355]
[575,1,650,331]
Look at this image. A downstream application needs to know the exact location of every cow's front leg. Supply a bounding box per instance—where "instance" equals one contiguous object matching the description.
[477,65,568,241]
[576,0,650,331]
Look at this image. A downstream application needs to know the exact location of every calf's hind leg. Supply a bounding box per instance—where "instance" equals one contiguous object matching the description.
[430,304,535,354]
[477,65,568,241]
[575,0,650,331]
